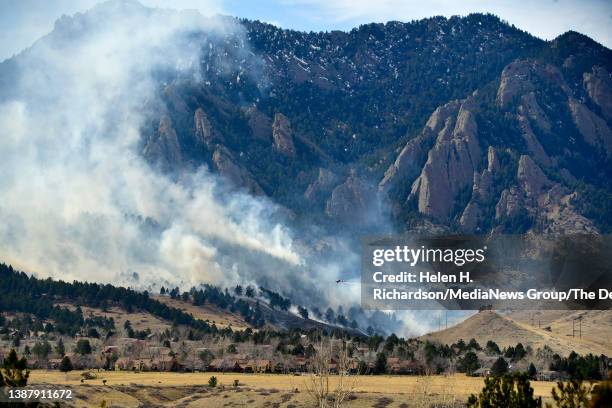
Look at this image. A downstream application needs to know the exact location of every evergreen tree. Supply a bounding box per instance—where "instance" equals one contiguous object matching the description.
[374,352,387,374]
[59,356,73,373]
[458,351,481,376]
[467,373,541,408]
[55,338,65,357]
[491,357,509,377]
[75,339,92,355]
[527,363,537,380]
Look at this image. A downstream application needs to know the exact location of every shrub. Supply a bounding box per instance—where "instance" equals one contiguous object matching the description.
[590,376,612,408]
[0,349,29,387]
[208,376,218,387]
[59,356,73,373]
[549,379,591,408]
[467,373,541,408]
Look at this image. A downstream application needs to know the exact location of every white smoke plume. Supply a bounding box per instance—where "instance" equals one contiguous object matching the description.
[0,1,304,289]
[0,1,456,337]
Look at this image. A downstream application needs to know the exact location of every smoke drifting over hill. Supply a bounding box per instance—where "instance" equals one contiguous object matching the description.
[0,1,401,337]
[0,4,299,289]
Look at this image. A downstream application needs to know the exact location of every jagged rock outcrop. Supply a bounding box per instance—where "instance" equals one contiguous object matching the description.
[495,155,597,233]
[568,98,612,157]
[379,101,460,192]
[497,60,569,109]
[381,54,610,234]
[246,107,272,141]
[583,66,612,121]
[194,108,217,147]
[516,92,552,167]
[272,113,296,157]
[459,147,499,231]
[408,99,481,221]
[305,168,338,202]
[212,146,263,195]
[142,115,182,170]
[325,173,377,223]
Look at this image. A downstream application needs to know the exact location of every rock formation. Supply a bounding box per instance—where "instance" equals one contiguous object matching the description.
[407,98,481,221]
[142,115,182,171]
[212,146,263,195]
[583,66,612,121]
[325,173,378,224]
[272,113,296,157]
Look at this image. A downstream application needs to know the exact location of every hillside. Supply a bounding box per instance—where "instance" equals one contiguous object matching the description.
[153,296,252,330]
[507,310,612,355]
[1,1,610,238]
[421,310,612,356]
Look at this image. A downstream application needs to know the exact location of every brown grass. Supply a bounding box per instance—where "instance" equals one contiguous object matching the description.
[153,295,251,330]
[421,310,612,356]
[28,370,561,407]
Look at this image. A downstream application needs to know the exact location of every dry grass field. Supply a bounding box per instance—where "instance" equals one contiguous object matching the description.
[28,370,562,407]
[55,303,173,333]
[153,295,252,330]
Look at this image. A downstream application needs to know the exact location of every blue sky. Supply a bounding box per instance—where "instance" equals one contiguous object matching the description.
[1,0,611,61]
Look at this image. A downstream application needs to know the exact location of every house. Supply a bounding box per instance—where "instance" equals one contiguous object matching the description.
[386,358,424,375]
[48,358,63,369]
[207,358,224,371]
[115,357,136,371]
[537,370,569,381]
[293,357,309,373]
[474,368,491,377]
[207,358,243,372]
[244,359,271,373]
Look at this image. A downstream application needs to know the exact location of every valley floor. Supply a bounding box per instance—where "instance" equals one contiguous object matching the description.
[29,370,561,407]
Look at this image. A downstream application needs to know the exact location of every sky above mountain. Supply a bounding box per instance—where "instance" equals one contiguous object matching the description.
[1,0,611,61]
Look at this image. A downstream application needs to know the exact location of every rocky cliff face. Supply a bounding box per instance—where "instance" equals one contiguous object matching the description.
[404,98,481,222]
[194,108,216,148]
[325,173,378,225]
[211,146,263,195]
[104,11,609,235]
[494,155,596,234]
[305,168,338,203]
[272,113,296,158]
[583,66,612,121]
[382,56,610,234]
[142,115,182,171]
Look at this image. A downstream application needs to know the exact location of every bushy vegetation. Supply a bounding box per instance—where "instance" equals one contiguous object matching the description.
[467,373,542,408]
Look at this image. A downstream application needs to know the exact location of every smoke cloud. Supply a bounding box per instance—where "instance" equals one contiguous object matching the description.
[0,2,304,289]
[0,1,456,337]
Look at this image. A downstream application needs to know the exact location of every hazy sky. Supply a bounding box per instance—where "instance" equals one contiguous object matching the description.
[1,0,611,61]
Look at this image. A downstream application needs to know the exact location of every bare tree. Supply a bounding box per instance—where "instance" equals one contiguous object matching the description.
[305,336,355,408]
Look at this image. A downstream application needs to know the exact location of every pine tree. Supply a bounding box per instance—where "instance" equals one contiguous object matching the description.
[527,363,537,380]
[55,338,65,357]
[59,356,73,373]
